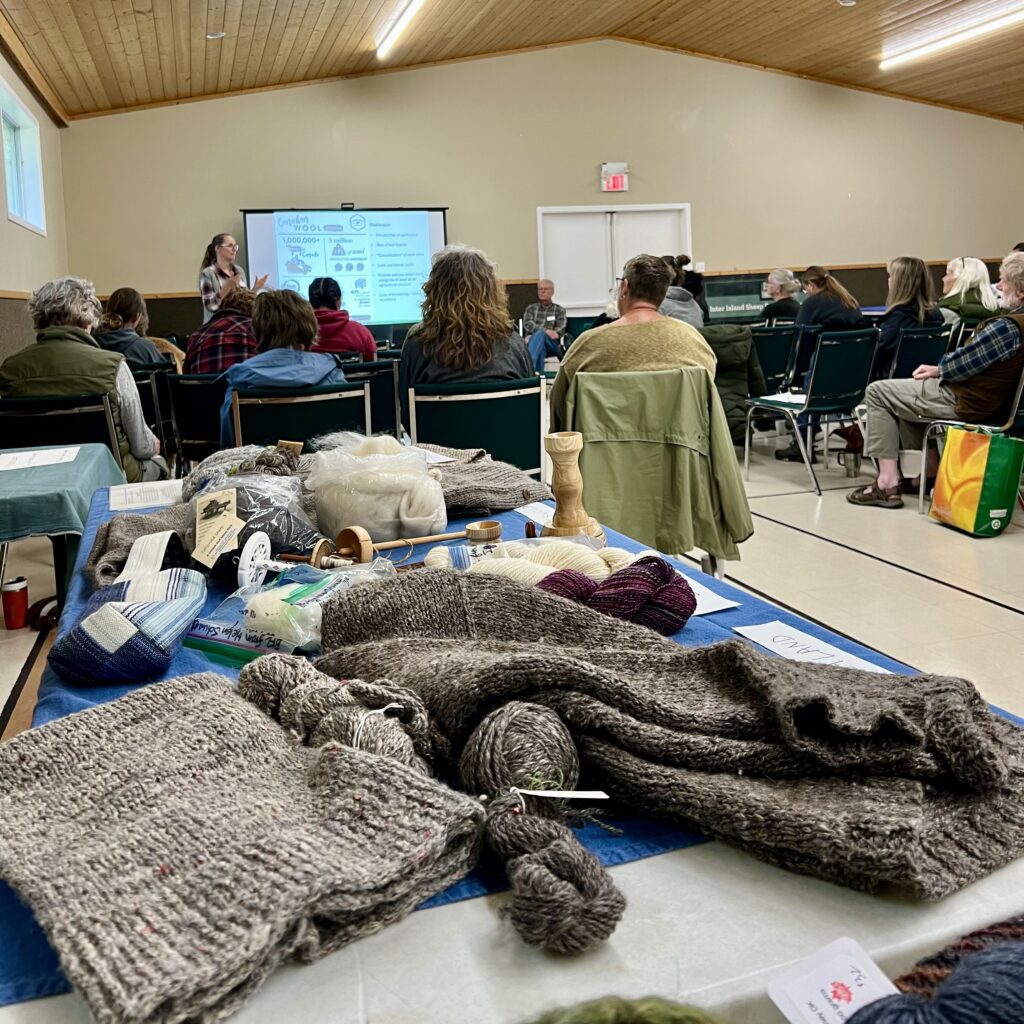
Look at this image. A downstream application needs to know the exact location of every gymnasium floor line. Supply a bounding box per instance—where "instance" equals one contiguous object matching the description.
[745,507,1024,619]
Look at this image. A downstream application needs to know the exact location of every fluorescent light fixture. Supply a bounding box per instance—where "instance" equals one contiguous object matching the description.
[880,5,1024,70]
[206,31,226,40]
[376,0,429,59]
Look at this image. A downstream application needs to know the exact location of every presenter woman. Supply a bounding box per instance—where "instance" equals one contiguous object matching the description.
[198,233,267,324]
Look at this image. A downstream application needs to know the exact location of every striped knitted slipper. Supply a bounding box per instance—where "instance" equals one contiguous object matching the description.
[49,531,206,686]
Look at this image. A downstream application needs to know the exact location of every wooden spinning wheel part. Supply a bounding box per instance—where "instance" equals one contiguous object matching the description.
[335,526,376,563]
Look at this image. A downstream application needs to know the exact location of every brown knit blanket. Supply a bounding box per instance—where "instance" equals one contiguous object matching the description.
[316,569,1024,901]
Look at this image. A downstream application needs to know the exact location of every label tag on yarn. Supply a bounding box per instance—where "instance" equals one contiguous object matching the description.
[193,489,244,569]
[512,788,610,800]
[768,937,898,1023]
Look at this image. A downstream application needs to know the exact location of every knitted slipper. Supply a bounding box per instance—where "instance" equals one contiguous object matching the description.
[846,483,903,509]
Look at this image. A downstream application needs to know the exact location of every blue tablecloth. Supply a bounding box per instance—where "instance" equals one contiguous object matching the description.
[0,490,955,1008]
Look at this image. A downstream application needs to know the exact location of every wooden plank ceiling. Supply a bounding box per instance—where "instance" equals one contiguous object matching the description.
[2,0,1023,123]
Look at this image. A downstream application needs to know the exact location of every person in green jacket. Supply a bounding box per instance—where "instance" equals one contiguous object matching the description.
[939,256,1003,322]
[0,277,168,482]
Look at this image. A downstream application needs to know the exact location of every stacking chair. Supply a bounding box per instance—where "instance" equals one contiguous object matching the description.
[0,393,124,472]
[408,377,543,474]
[232,381,370,447]
[749,325,797,393]
[889,325,954,380]
[339,360,401,439]
[744,328,879,495]
[917,365,1024,514]
[390,324,415,348]
[166,373,228,472]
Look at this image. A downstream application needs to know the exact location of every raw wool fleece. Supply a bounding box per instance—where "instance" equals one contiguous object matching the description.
[316,570,1024,900]
[0,673,484,1024]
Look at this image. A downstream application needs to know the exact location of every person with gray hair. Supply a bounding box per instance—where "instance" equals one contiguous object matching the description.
[849,251,1024,509]
[522,278,568,372]
[0,276,168,482]
[760,268,801,321]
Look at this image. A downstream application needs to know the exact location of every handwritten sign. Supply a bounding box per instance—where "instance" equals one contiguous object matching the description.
[768,937,898,1023]
[733,621,889,674]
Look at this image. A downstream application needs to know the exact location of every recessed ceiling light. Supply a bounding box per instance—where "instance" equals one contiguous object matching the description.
[206,31,226,40]
[838,0,857,7]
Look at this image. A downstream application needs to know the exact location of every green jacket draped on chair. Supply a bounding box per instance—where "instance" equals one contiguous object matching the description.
[563,367,753,559]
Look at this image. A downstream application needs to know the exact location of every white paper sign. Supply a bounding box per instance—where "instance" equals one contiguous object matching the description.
[109,479,184,510]
[678,573,741,616]
[514,502,555,526]
[0,446,80,471]
[733,621,889,673]
[768,937,898,1024]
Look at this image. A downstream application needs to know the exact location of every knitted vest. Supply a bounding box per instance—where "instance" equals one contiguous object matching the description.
[947,313,1024,424]
[0,326,139,480]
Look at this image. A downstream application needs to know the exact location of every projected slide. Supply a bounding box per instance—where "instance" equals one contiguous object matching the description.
[244,208,446,325]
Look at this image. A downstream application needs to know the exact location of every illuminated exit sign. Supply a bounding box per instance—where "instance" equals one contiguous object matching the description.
[601,162,629,192]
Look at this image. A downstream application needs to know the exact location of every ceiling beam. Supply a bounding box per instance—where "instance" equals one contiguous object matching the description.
[0,9,69,126]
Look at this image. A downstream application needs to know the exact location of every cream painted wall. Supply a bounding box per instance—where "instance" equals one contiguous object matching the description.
[0,49,66,294]
[61,40,1024,295]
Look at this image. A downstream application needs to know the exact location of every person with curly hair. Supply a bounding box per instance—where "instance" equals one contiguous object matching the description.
[398,244,534,426]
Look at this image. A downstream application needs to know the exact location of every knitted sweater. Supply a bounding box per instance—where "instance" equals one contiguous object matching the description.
[316,570,1024,900]
[0,674,483,1024]
[549,318,717,431]
[416,443,551,513]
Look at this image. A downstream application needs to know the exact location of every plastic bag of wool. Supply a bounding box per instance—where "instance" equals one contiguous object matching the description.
[304,435,446,543]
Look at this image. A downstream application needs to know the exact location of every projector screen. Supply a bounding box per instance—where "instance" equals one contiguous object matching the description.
[243,208,447,325]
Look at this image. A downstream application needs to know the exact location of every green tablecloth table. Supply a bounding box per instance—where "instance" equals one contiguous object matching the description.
[0,445,125,602]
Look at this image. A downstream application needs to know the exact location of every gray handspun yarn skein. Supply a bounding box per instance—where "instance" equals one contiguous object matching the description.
[460,703,627,955]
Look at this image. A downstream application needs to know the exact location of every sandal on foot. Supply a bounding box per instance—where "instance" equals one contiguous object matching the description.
[846,483,903,509]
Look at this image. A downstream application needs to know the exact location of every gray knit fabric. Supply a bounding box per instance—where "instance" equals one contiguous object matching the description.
[414,443,551,513]
[86,500,196,586]
[316,570,1024,900]
[0,673,483,1024]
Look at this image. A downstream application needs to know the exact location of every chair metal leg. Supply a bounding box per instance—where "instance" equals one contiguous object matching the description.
[919,423,938,515]
[744,406,755,480]
[784,410,821,495]
[0,542,8,585]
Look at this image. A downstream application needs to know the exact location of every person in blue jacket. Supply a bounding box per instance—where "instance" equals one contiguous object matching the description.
[219,288,347,446]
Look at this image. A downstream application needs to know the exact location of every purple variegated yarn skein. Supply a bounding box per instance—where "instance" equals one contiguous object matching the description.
[537,556,696,635]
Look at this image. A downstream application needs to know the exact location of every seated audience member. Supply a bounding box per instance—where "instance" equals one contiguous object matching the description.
[308,277,377,361]
[658,256,704,328]
[774,265,869,461]
[677,255,710,321]
[590,296,620,330]
[549,254,717,431]
[760,269,801,321]
[184,287,257,374]
[522,278,568,373]
[875,256,943,380]
[219,289,347,446]
[939,257,1002,323]
[94,287,166,369]
[848,251,1024,509]
[399,244,534,425]
[0,277,167,482]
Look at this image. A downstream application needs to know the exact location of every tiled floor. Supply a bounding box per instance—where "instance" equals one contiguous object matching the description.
[2,437,1022,721]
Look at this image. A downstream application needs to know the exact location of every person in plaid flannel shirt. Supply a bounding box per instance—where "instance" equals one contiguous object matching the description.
[184,287,258,374]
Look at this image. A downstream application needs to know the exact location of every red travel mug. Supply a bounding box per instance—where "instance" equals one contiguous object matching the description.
[2,577,29,630]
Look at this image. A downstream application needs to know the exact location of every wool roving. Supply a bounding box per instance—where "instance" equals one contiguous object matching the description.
[538,556,697,635]
[0,674,484,1024]
[317,569,1024,900]
[847,943,1024,1023]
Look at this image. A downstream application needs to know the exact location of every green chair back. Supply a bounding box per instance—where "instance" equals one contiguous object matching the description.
[790,324,823,386]
[338,360,400,439]
[166,373,227,464]
[803,329,879,414]
[232,382,370,447]
[890,325,953,379]
[409,377,542,473]
[0,393,124,472]
[750,325,796,392]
